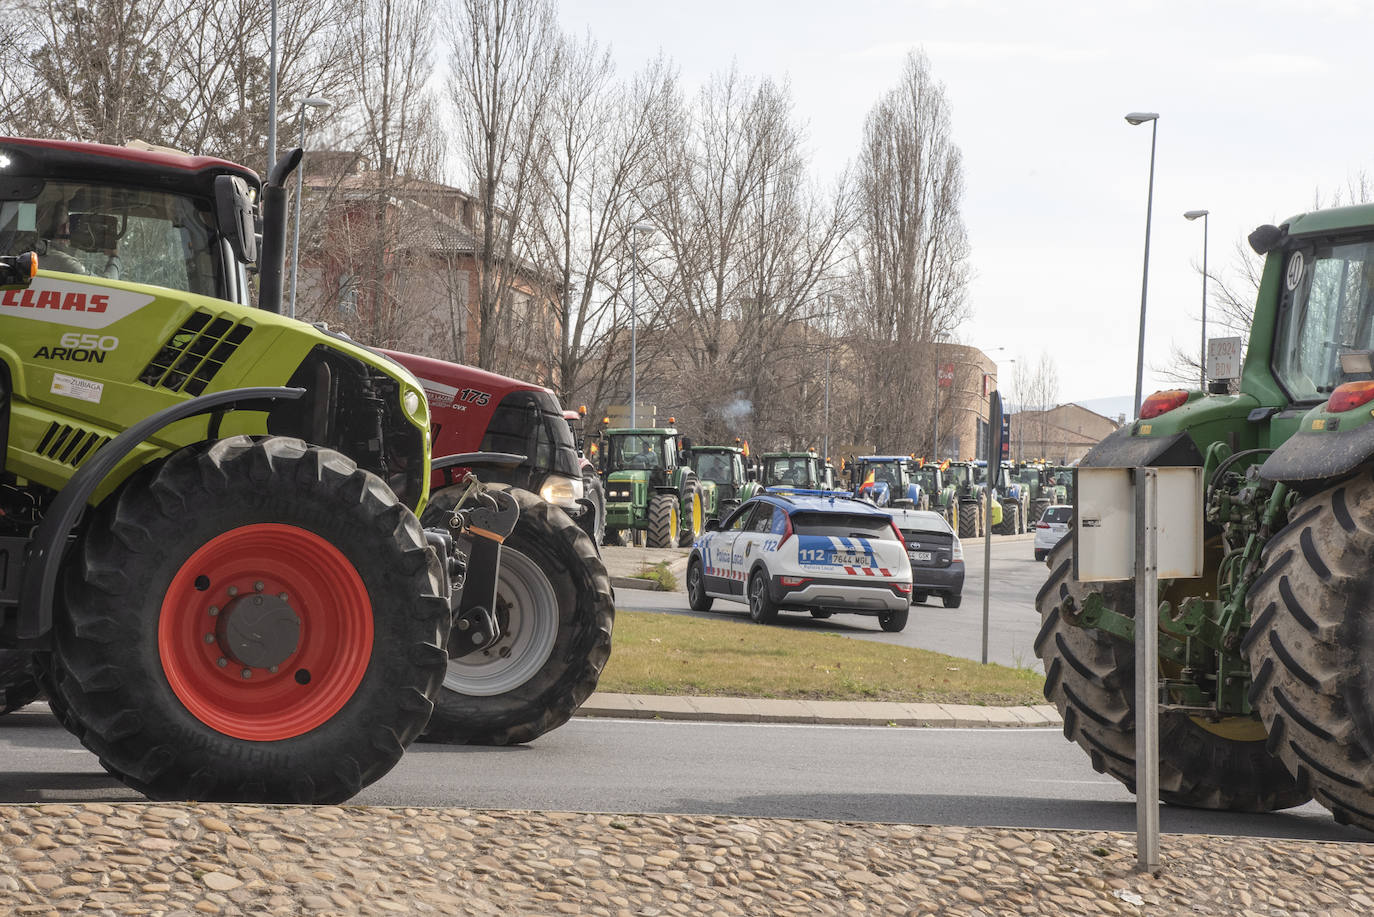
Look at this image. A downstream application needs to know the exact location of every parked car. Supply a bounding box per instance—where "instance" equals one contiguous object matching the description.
[887,508,964,609]
[685,491,914,632]
[1034,504,1073,562]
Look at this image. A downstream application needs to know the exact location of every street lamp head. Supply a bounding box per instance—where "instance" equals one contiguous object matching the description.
[1184,209,1209,221]
[630,221,655,234]
[1124,112,1159,126]
[297,97,332,111]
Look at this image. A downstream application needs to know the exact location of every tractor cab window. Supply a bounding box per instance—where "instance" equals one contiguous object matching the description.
[764,456,816,487]
[0,180,222,299]
[1275,240,1374,401]
[693,452,733,484]
[609,434,671,472]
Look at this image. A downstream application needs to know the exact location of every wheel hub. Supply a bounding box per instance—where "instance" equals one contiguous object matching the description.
[218,593,301,670]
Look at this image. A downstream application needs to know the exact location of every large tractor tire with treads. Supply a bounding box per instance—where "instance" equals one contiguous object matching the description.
[678,480,704,548]
[1244,473,1374,831]
[420,485,614,745]
[1034,535,1307,812]
[646,494,679,548]
[0,650,42,715]
[957,502,978,538]
[47,436,450,803]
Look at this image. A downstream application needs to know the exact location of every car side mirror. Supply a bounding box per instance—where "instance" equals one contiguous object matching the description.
[705,519,721,532]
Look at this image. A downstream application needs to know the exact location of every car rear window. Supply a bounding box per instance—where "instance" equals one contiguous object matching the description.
[791,512,894,539]
[1045,507,1072,524]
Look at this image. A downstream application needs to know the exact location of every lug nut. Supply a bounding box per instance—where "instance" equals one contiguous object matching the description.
[254,581,265,592]
[279,593,288,601]
[208,606,219,616]
[217,658,227,668]
[456,619,470,631]
[227,586,238,597]
[204,633,215,644]
[241,669,252,679]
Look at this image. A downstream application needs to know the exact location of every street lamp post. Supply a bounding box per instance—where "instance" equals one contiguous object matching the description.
[289,97,331,320]
[267,0,278,172]
[824,295,842,462]
[1126,112,1159,419]
[1184,209,1210,390]
[629,222,654,427]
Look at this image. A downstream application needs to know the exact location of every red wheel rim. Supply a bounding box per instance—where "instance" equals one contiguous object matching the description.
[159,523,374,741]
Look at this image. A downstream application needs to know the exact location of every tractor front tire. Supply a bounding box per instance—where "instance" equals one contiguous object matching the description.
[646,495,679,549]
[49,436,450,803]
[421,485,614,746]
[1034,535,1307,813]
[1244,474,1374,831]
[957,502,977,539]
[678,482,704,548]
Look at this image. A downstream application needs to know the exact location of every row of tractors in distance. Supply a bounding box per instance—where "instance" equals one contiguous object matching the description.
[0,135,613,803]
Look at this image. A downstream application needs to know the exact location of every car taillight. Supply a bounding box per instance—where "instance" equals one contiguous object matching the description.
[780,576,810,587]
[778,512,795,547]
[892,582,912,595]
[1327,380,1374,413]
[1140,389,1189,419]
[951,537,963,561]
[1037,522,1050,529]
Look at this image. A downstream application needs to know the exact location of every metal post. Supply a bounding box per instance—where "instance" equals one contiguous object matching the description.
[267,0,278,171]
[932,353,940,460]
[289,106,306,320]
[981,473,992,664]
[1199,212,1209,390]
[630,231,638,427]
[1134,466,1160,871]
[1132,119,1158,419]
[823,346,831,460]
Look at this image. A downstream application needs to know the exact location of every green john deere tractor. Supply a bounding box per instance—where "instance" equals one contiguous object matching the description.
[601,426,703,548]
[947,460,998,538]
[913,461,956,522]
[685,444,759,523]
[1016,462,1067,523]
[759,450,826,490]
[0,137,521,802]
[1036,203,1374,832]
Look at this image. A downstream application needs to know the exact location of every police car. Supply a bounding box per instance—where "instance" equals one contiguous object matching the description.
[685,489,914,632]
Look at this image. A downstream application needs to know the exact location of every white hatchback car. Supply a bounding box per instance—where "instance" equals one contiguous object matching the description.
[686,490,914,632]
[1034,504,1073,562]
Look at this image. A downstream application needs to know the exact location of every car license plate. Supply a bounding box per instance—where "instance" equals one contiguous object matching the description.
[832,552,867,566]
[909,550,932,562]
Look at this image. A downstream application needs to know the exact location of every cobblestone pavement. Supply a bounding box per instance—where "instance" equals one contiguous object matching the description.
[0,803,1368,915]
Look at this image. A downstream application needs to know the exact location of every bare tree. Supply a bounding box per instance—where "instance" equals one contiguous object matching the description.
[1012,351,1061,461]
[448,0,559,371]
[849,49,970,453]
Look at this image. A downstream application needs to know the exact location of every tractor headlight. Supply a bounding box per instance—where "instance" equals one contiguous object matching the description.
[402,388,424,421]
[539,474,584,510]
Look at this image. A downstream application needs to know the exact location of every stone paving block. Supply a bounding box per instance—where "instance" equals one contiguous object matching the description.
[578,692,637,718]
[1005,706,1048,726]
[1031,704,1064,726]
[853,701,921,726]
[981,707,1025,727]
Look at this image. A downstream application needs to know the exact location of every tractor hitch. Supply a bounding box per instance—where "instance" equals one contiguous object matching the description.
[439,482,520,659]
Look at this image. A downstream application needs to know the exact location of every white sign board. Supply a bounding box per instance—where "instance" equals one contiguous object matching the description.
[1074,466,1205,582]
[1207,336,1243,381]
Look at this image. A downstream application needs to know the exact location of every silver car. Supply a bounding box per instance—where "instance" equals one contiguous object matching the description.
[1034,504,1072,563]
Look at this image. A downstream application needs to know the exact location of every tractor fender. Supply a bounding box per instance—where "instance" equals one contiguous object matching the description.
[17,386,305,644]
[1077,425,1204,469]
[1260,421,1374,482]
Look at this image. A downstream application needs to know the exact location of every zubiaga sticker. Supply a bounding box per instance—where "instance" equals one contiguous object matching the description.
[0,277,155,330]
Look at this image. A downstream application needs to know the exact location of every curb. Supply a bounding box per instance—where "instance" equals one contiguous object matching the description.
[575,692,1062,728]
[610,576,665,592]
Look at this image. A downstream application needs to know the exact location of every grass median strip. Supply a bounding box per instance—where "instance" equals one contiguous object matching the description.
[599,610,1045,706]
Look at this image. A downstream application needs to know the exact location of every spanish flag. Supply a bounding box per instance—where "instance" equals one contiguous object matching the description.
[860,469,875,490]
[939,459,950,471]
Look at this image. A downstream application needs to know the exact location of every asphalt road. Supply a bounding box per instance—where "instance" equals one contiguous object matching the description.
[615,537,1049,671]
[0,708,1363,843]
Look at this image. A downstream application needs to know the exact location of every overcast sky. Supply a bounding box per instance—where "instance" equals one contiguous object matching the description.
[557,0,1373,410]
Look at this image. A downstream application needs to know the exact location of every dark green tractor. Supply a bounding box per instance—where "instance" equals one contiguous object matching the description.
[1035,203,1374,832]
[1016,463,1065,523]
[601,427,703,548]
[685,444,760,523]
[759,451,826,490]
[914,462,956,523]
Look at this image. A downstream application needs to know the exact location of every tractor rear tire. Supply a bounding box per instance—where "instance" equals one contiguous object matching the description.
[646,495,679,549]
[678,481,703,548]
[1034,535,1308,812]
[0,650,42,715]
[48,436,450,803]
[421,485,614,746]
[957,502,977,539]
[1244,474,1374,831]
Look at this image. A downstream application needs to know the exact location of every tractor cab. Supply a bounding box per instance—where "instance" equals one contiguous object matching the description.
[850,455,919,508]
[760,451,824,489]
[684,444,758,521]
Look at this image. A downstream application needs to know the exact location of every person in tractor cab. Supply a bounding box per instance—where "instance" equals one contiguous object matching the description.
[24,191,122,279]
[630,441,659,469]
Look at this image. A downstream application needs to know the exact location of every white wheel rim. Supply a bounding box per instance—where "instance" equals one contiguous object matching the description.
[443,547,559,697]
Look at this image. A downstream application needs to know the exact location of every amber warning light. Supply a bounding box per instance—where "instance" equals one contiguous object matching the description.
[0,252,36,285]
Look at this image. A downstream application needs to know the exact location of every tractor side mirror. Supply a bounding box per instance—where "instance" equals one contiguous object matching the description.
[215,174,258,264]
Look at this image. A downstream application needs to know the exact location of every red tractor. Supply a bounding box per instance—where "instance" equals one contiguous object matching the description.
[381,350,613,745]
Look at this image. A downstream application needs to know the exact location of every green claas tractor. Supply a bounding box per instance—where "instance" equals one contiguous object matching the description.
[1036,203,1374,832]
[760,450,825,490]
[685,444,759,523]
[601,426,703,548]
[0,136,520,803]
